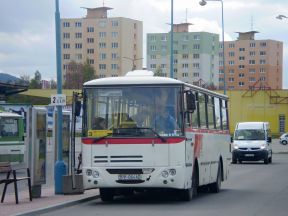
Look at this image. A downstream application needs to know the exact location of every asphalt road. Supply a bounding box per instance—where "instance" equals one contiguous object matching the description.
[40,153,288,216]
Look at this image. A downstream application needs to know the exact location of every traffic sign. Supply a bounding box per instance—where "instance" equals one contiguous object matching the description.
[51,94,66,106]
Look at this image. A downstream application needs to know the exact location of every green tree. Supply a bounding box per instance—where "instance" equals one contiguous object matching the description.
[29,70,42,89]
[83,59,96,82]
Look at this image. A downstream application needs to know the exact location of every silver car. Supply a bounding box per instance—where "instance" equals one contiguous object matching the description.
[280,133,288,145]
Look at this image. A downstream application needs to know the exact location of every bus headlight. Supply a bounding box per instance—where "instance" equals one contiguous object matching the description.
[92,170,100,178]
[169,169,176,176]
[161,170,169,178]
[86,169,92,176]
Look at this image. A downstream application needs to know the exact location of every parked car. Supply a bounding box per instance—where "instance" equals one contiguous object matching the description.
[280,133,288,145]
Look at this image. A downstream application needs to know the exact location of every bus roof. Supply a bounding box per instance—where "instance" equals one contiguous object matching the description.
[0,112,22,118]
[84,70,228,100]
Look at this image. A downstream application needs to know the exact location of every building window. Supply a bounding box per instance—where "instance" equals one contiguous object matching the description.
[182,44,188,50]
[228,61,234,65]
[229,77,234,82]
[239,82,245,86]
[249,68,256,73]
[229,52,235,57]
[239,65,245,69]
[249,77,256,82]
[150,35,157,41]
[99,20,107,28]
[173,59,178,64]
[250,51,256,56]
[87,27,94,32]
[112,43,119,48]
[100,53,106,60]
[239,73,245,78]
[250,42,256,47]
[161,64,166,69]
[75,33,82,38]
[150,45,157,51]
[99,64,106,70]
[75,22,82,27]
[193,54,200,59]
[63,43,70,49]
[99,43,106,48]
[228,43,235,48]
[87,38,94,43]
[239,56,245,61]
[260,59,266,64]
[182,63,189,69]
[239,48,245,52]
[88,59,94,64]
[63,33,70,39]
[193,35,200,40]
[111,32,118,38]
[150,64,156,69]
[260,51,266,56]
[111,64,118,70]
[161,45,167,51]
[249,60,255,65]
[161,35,167,41]
[260,76,266,81]
[63,54,70,60]
[229,69,234,74]
[193,44,200,50]
[87,49,94,54]
[99,32,106,38]
[193,73,199,77]
[182,54,189,59]
[219,69,224,74]
[75,43,82,49]
[260,42,267,47]
[193,63,200,69]
[111,20,119,27]
[63,22,70,27]
[182,73,188,77]
[76,54,82,60]
[150,55,156,59]
[111,53,118,60]
[219,78,224,82]
[260,68,265,73]
[219,61,223,66]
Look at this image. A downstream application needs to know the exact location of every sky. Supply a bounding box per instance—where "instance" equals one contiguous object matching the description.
[0,0,287,88]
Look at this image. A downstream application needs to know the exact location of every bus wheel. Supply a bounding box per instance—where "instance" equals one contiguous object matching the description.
[209,163,222,193]
[100,188,114,202]
[181,166,198,201]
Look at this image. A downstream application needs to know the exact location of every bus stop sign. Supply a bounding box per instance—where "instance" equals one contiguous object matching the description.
[51,94,66,106]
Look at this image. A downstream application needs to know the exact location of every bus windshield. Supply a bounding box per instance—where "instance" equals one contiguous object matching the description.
[234,129,265,140]
[84,86,183,137]
[0,117,19,137]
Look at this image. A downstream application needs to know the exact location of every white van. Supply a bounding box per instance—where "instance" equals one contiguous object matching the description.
[231,122,272,164]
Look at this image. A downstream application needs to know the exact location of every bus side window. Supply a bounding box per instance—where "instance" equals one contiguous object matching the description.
[214,97,222,129]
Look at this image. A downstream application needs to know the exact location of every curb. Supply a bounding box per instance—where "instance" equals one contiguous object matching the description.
[15,195,100,216]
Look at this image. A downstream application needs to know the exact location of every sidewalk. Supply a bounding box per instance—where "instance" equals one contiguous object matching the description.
[0,186,99,216]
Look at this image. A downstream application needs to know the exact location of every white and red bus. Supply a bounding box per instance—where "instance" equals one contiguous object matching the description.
[81,70,230,201]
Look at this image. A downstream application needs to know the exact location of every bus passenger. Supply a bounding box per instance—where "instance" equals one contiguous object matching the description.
[154,107,176,134]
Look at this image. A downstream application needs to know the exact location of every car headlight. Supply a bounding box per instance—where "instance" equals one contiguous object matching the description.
[233,144,239,149]
[260,144,267,149]
[161,170,169,178]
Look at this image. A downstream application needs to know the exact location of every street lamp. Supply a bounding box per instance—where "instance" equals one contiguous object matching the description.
[170,0,174,79]
[276,14,288,20]
[54,0,66,194]
[199,0,226,95]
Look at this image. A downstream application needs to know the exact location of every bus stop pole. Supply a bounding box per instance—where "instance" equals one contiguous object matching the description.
[54,0,66,194]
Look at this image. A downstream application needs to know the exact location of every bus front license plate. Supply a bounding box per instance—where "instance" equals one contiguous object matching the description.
[118,174,141,181]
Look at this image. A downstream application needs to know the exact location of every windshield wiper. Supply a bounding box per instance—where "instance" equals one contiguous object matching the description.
[135,127,167,142]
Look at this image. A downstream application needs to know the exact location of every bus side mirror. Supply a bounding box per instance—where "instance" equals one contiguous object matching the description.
[231,136,233,143]
[186,91,196,113]
[267,137,272,143]
[75,101,82,116]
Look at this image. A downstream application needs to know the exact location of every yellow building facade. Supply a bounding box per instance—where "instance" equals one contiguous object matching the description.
[225,89,288,136]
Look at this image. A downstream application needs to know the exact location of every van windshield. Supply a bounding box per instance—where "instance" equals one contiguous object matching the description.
[234,129,265,140]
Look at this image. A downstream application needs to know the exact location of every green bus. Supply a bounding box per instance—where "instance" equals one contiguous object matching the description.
[0,112,25,163]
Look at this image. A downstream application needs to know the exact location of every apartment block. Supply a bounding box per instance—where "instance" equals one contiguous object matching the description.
[219,31,283,90]
[61,6,143,80]
[147,23,219,87]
